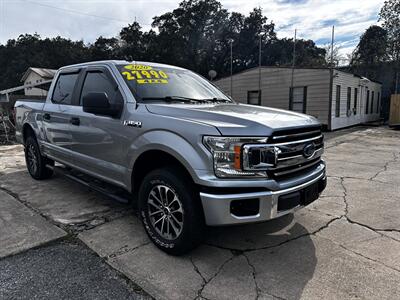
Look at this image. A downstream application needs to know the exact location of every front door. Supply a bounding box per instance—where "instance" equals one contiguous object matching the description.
[68,67,127,184]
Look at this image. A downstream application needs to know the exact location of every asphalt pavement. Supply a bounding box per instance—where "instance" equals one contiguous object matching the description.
[1,126,399,300]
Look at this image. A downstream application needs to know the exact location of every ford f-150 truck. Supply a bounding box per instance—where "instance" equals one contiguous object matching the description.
[15,60,326,255]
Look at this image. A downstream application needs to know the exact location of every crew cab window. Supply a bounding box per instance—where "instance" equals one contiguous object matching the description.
[80,71,120,104]
[52,73,79,105]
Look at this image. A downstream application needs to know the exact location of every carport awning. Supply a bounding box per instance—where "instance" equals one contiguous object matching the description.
[0,80,53,102]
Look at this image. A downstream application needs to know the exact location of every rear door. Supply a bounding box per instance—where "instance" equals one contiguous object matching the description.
[41,70,81,165]
[68,67,128,185]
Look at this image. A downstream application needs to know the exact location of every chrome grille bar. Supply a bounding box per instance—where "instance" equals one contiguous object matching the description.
[271,159,321,177]
[271,130,321,142]
[267,135,323,146]
[242,127,324,178]
[276,148,324,168]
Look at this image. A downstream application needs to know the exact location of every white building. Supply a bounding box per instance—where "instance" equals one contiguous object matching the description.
[214,67,382,130]
[21,67,56,96]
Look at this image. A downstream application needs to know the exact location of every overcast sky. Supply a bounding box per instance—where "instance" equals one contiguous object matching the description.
[0,0,384,59]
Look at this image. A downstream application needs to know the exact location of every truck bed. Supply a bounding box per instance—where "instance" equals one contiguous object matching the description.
[14,99,46,143]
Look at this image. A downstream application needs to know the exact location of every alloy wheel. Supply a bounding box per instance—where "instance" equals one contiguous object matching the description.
[147,184,184,240]
[27,144,38,175]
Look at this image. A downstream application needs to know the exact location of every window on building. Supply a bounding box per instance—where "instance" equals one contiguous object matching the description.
[247,90,261,105]
[347,87,351,114]
[289,86,307,113]
[335,85,341,117]
[354,88,358,115]
[80,71,122,105]
[365,90,370,114]
[377,92,380,114]
[371,91,375,114]
[52,73,79,105]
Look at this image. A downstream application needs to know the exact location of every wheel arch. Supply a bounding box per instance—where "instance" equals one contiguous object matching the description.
[127,130,212,194]
[22,123,35,144]
[131,149,195,197]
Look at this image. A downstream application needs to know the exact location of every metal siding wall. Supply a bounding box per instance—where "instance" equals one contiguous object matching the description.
[331,71,382,130]
[215,67,331,126]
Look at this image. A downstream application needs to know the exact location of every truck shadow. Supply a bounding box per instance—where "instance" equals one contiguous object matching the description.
[201,214,317,299]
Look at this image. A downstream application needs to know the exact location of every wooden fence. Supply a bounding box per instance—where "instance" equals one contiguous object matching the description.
[389,94,400,127]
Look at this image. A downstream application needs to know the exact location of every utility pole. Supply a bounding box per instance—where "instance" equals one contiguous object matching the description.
[330,26,335,68]
[258,34,262,94]
[230,39,233,97]
[328,25,335,131]
[395,71,399,94]
[290,29,297,100]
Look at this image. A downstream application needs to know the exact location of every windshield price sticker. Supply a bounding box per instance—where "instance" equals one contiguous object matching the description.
[121,64,169,84]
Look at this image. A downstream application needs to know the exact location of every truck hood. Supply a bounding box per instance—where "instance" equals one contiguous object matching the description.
[145,103,320,136]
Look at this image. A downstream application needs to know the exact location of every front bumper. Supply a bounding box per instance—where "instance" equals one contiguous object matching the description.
[200,169,326,226]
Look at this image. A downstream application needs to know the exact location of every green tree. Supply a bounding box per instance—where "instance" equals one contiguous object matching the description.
[323,43,345,67]
[119,21,144,60]
[152,0,231,74]
[379,0,400,61]
[0,34,91,90]
[212,12,245,77]
[265,38,326,67]
[237,8,276,69]
[0,0,330,90]
[351,25,388,65]
[89,36,120,60]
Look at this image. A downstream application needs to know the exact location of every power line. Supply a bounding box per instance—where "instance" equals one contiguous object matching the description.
[22,0,152,25]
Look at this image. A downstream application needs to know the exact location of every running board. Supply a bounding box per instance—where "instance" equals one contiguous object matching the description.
[49,165,131,204]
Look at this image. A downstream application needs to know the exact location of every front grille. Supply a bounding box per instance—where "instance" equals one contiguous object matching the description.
[268,126,324,179]
[269,125,322,143]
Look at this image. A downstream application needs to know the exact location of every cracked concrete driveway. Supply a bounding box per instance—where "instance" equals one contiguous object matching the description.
[1,126,399,300]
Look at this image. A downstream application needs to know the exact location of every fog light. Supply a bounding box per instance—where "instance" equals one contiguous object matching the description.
[230,198,259,217]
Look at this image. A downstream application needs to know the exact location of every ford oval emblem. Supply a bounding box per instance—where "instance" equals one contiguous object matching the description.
[303,143,316,158]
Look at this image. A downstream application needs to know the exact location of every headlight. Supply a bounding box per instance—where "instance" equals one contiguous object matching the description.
[203,136,268,178]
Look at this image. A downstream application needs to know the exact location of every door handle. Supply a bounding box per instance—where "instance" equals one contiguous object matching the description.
[43,113,51,121]
[70,117,80,126]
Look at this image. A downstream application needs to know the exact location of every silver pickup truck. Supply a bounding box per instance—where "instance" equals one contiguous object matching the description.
[15,60,326,255]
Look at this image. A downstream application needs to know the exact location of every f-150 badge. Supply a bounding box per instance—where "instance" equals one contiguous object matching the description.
[123,120,142,128]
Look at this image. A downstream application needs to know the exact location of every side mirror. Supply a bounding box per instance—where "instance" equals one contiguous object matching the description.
[82,92,122,118]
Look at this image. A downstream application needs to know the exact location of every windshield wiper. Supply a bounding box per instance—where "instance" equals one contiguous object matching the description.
[201,97,231,103]
[141,96,208,103]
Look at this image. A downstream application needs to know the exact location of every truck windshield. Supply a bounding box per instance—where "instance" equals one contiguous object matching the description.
[117,64,231,103]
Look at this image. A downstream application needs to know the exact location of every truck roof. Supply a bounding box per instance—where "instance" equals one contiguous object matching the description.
[59,60,186,72]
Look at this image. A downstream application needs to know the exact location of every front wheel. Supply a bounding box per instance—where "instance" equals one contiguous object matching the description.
[25,136,54,180]
[138,167,204,255]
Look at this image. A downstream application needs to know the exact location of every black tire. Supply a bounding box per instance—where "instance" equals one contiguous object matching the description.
[138,167,204,255]
[25,135,54,180]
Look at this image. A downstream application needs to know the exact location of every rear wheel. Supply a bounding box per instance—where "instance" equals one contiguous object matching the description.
[138,167,204,255]
[25,136,54,180]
